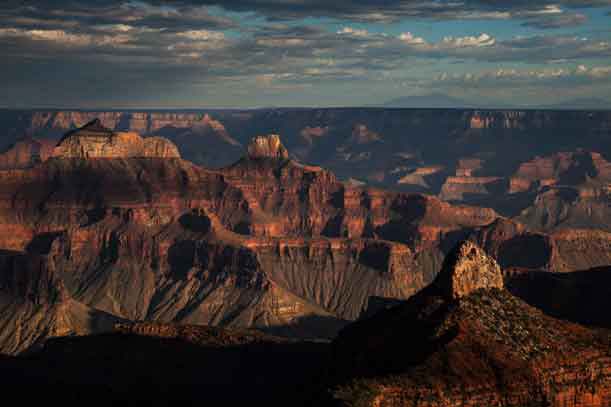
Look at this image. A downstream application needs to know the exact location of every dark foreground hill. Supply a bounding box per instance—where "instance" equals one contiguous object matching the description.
[328,241,611,407]
[0,323,330,406]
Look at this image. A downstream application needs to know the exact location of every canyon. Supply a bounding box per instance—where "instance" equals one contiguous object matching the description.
[2,108,610,227]
[0,109,609,406]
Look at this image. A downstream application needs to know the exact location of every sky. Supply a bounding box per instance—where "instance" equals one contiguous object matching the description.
[0,0,610,108]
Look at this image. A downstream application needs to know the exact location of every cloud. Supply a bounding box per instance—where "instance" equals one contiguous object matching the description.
[441,33,496,48]
[337,27,370,37]
[0,1,609,107]
[0,27,131,47]
[4,1,610,26]
[0,2,238,33]
[399,32,425,45]
[136,0,611,25]
[175,30,225,41]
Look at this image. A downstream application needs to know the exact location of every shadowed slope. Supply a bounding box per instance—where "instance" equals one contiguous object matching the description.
[329,241,611,407]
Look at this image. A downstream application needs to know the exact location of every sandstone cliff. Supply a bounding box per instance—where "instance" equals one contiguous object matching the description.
[0,122,608,355]
[0,138,56,169]
[247,134,289,160]
[52,119,180,159]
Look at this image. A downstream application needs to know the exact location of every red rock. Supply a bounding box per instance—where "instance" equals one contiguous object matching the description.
[433,240,504,300]
[52,119,180,158]
[330,242,611,407]
[247,134,289,160]
[0,138,56,169]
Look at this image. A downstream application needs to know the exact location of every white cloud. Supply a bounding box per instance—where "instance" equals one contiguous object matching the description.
[441,33,495,48]
[399,32,425,45]
[174,30,225,41]
[0,27,135,48]
[397,32,496,50]
[337,27,369,37]
[94,24,135,33]
[0,28,92,46]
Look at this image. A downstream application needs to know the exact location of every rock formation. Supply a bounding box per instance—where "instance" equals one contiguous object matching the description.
[247,134,289,160]
[52,119,180,159]
[0,115,609,357]
[434,240,504,300]
[0,138,56,169]
[330,242,611,407]
[0,248,122,354]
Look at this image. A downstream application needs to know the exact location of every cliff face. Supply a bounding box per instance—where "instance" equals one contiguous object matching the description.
[0,138,56,169]
[0,247,122,354]
[0,128,451,353]
[330,242,611,407]
[1,109,609,215]
[247,134,289,160]
[2,109,609,230]
[52,119,180,159]
[0,118,609,355]
[0,122,538,354]
[3,108,609,169]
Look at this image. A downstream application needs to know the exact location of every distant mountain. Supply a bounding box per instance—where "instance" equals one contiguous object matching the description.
[382,93,479,108]
[542,97,611,110]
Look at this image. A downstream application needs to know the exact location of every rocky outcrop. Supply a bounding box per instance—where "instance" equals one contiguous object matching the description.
[52,119,180,159]
[434,241,504,300]
[330,242,611,407]
[247,134,289,160]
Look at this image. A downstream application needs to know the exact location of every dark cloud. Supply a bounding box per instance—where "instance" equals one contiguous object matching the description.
[0,1,610,107]
[0,2,237,33]
[4,1,611,24]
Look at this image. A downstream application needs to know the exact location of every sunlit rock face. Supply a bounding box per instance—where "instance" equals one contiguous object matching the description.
[433,240,504,300]
[0,138,56,169]
[247,134,289,160]
[52,119,180,159]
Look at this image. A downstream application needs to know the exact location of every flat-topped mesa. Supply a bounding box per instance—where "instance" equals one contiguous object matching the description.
[52,118,181,159]
[247,134,289,160]
[434,240,504,300]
